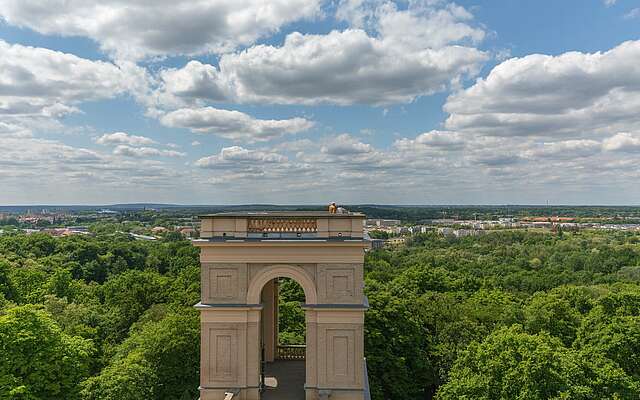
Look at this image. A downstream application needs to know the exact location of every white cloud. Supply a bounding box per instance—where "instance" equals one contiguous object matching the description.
[602,132,640,152]
[194,146,316,185]
[195,146,287,169]
[321,134,373,155]
[472,153,522,167]
[373,1,485,49]
[96,132,156,146]
[604,0,617,6]
[297,134,407,174]
[336,0,484,46]
[0,121,34,138]
[220,29,482,105]
[0,40,143,119]
[0,137,103,182]
[3,2,639,204]
[624,8,640,19]
[444,40,640,138]
[112,145,185,158]
[160,107,314,142]
[522,140,602,160]
[394,130,466,151]
[0,135,184,193]
[95,132,185,158]
[155,61,231,108]
[156,1,487,106]
[0,0,323,60]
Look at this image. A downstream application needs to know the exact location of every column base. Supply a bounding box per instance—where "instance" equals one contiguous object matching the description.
[200,387,259,400]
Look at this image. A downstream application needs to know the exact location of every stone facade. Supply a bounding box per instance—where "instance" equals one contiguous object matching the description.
[194,212,368,400]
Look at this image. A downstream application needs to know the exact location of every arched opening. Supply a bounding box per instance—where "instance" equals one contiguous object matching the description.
[260,277,306,400]
[246,264,317,400]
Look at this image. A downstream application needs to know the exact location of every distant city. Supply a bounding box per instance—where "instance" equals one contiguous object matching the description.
[2,204,640,245]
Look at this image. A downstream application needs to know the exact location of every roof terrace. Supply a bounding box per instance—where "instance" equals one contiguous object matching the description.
[199,211,365,240]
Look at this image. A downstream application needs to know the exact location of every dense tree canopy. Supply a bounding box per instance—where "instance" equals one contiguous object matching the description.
[437,326,639,400]
[0,305,93,399]
[0,232,200,400]
[364,231,640,399]
[0,228,639,399]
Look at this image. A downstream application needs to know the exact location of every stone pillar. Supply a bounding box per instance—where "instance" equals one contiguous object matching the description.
[261,279,277,362]
[198,305,262,400]
[305,307,365,400]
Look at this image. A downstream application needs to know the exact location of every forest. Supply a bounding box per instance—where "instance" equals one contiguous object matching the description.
[1,227,639,399]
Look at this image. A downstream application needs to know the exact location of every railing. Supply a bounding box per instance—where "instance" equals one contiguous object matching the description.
[247,218,317,233]
[276,345,306,360]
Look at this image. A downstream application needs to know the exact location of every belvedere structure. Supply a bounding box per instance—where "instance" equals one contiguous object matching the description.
[194,212,370,400]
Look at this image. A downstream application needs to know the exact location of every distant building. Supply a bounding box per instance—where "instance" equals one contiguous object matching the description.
[530,222,552,228]
[177,226,197,238]
[385,237,406,247]
[19,215,55,224]
[97,209,119,215]
[128,232,157,241]
[453,229,485,238]
[151,226,169,234]
[369,238,385,250]
[524,216,574,223]
[38,228,92,237]
[366,219,401,228]
[429,218,455,225]
[66,226,89,232]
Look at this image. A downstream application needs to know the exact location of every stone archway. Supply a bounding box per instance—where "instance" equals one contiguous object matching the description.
[247,264,318,305]
[194,212,369,400]
[253,270,312,400]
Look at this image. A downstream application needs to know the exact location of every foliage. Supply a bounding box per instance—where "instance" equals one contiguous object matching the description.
[574,289,640,379]
[278,278,306,345]
[364,230,640,399]
[436,325,640,400]
[367,230,390,239]
[0,305,93,400]
[0,232,200,400]
[82,309,199,400]
[1,226,640,399]
[523,291,582,346]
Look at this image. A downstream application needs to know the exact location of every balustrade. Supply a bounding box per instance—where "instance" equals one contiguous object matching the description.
[276,345,306,360]
[248,218,317,233]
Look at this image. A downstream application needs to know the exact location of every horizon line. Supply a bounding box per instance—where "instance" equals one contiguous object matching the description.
[1,203,640,208]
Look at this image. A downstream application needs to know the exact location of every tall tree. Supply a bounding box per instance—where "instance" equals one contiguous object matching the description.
[0,305,93,400]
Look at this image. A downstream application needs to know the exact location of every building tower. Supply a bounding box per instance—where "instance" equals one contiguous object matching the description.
[194,212,370,400]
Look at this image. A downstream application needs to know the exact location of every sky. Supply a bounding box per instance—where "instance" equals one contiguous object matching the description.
[1,0,640,205]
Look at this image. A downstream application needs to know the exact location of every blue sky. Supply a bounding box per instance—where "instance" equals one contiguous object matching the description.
[1,0,640,205]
